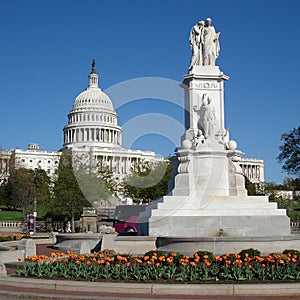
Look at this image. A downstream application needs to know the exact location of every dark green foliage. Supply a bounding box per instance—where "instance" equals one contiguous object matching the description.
[74,163,112,208]
[282,177,300,191]
[277,126,300,176]
[244,176,259,195]
[283,249,300,257]
[239,248,261,259]
[2,168,51,220]
[144,250,167,257]
[121,160,173,203]
[51,150,90,228]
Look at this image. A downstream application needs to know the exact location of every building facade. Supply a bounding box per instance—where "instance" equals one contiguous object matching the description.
[12,144,61,178]
[239,158,264,183]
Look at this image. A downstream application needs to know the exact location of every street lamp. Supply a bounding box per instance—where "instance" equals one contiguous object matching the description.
[33,198,37,235]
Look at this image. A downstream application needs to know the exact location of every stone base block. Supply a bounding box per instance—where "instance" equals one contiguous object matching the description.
[101,235,156,256]
[149,215,291,238]
[156,235,300,255]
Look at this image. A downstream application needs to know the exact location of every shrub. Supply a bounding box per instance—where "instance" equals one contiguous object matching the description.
[239,248,261,259]
[283,249,300,257]
[144,250,167,257]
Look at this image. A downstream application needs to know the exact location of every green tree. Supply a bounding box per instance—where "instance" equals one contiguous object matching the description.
[282,177,300,191]
[51,150,90,231]
[74,158,115,210]
[3,168,35,219]
[277,126,300,177]
[2,168,52,220]
[244,176,259,196]
[121,160,173,203]
[269,194,297,217]
[32,169,52,219]
[261,180,299,221]
[0,182,6,207]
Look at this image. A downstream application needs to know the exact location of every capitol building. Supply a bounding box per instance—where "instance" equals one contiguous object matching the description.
[0,61,264,186]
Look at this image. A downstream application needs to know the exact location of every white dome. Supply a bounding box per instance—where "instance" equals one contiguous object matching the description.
[73,88,114,111]
[63,60,122,149]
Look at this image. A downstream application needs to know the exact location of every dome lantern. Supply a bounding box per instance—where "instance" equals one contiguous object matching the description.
[88,59,99,89]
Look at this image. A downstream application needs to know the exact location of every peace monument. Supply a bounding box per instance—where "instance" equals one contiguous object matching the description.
[144,18,299,254]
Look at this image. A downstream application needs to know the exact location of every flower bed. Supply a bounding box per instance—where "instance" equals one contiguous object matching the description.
[15,248,300,283]
[0,233,30,242]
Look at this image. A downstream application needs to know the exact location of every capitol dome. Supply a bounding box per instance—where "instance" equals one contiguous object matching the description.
[73,89,114,111]
[63,60,122,149]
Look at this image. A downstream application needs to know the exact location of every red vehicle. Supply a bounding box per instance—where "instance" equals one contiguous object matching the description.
[113,205,148,235]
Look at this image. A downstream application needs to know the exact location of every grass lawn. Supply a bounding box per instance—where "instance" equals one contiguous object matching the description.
[0,209,23,221]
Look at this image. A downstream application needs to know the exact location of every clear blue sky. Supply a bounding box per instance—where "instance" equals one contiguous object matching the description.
[0,0,299,184]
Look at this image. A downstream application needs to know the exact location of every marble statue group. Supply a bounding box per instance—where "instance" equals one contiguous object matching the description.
[189,18,220,69]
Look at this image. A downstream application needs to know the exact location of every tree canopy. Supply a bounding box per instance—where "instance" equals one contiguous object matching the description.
[73,154,115,210]
[121,159,173,203]
[51,150,90,227]
[2,168,51,220]
[277,126,300,177]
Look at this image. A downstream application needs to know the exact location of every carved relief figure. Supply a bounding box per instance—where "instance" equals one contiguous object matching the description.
[193,130,205,149]
[202,96,216,137]
[189,21,205,69]
[203,18,220,66]
[193,94,217,138]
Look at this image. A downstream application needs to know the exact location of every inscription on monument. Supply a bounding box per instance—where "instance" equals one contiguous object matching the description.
[195,82,217,88]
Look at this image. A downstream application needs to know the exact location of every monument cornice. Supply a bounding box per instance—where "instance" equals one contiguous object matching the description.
[183,72,229,82]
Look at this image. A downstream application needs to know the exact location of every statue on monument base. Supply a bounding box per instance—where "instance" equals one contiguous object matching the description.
[189,17,220,70]
[146,18,293,254]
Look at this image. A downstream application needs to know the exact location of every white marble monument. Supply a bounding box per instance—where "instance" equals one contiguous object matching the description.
[146,18,291,243]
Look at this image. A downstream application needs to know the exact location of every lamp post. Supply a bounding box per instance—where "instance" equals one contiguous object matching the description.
[33,198,37,235]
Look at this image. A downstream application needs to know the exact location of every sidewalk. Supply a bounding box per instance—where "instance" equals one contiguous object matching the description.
[1,275,300,300]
